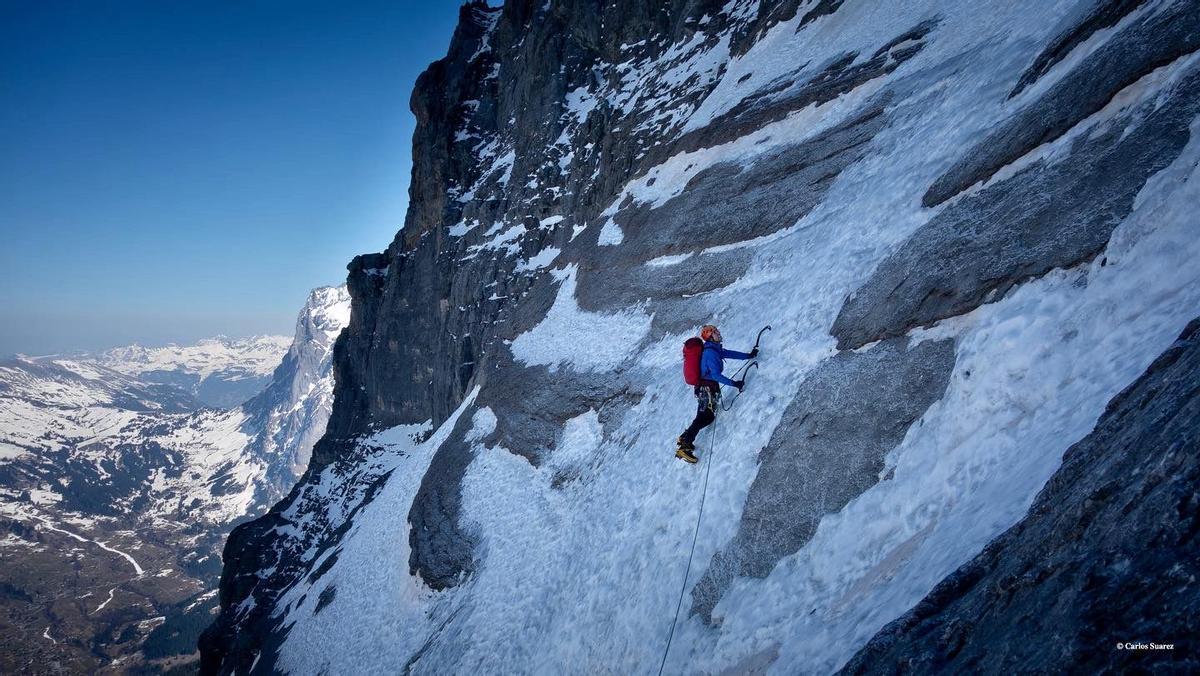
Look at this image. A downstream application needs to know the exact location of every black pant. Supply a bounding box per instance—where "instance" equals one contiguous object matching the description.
[681,384,720,445]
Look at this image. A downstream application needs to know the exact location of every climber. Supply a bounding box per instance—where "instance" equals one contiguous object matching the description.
[676,324,757,463]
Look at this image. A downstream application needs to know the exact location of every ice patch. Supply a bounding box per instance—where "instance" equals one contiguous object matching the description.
[545,410,603,475]
[645,253,693,267]
[597,218,624,246]
[449,220,478,237]
[510,265,651,372]
[469,222,527,257]
[514,247,562,273]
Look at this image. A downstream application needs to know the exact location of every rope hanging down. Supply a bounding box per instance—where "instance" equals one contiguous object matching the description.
[658,324,770,675]
[656,416,718,676]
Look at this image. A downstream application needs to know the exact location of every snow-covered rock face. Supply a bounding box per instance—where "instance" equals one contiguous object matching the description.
[244,286,352,486]
[204,1,1200,674]
[0,286,348,672]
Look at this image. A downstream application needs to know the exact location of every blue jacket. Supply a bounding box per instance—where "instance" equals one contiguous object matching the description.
[701,340,752,387]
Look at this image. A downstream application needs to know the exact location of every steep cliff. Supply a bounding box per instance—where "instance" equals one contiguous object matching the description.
[203,0,1200,673]
[243,286,352,489]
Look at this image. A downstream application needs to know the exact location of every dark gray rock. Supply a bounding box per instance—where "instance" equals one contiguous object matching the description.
[408,412,480,590]
[576,248,754,314]
[677,20,932,154]
[1009,0,1148,98]
[605,102,889,276]
[481,353,642,464]
[840,318,1200,675]
[691,337,956,622]
[832,64,1200,350]
[313,585,336,615]
[923,0,1200,207]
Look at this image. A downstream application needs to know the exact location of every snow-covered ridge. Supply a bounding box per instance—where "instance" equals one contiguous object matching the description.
[96,334,291,381]
[16,333,292,410]
[246,285,351,481]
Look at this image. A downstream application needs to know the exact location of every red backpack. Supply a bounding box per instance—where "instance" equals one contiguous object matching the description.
[682,337,705,385]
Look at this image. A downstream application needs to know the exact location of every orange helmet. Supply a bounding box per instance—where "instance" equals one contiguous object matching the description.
[700,325,721,342]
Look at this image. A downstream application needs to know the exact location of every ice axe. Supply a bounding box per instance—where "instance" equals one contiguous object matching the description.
[721,325,770,411]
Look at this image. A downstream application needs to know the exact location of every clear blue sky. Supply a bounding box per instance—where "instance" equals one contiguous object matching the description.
[0,0,470,357]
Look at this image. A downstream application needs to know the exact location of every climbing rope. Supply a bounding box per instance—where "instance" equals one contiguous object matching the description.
[657,416,717,676]
[658,325,769,674]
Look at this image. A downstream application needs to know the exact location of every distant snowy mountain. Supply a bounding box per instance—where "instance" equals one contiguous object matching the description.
[97,335,293,408]
[202,1,1200,674]
[0,286,349,673]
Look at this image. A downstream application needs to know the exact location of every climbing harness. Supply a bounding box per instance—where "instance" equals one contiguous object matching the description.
[658,324,770,674]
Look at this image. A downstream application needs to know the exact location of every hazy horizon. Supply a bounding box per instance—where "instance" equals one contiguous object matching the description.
[0,0,470,357]
[1,303,299,359]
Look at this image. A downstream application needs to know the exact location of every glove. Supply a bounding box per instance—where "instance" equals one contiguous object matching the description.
[749,348,759,358]
[733,380,746,391]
